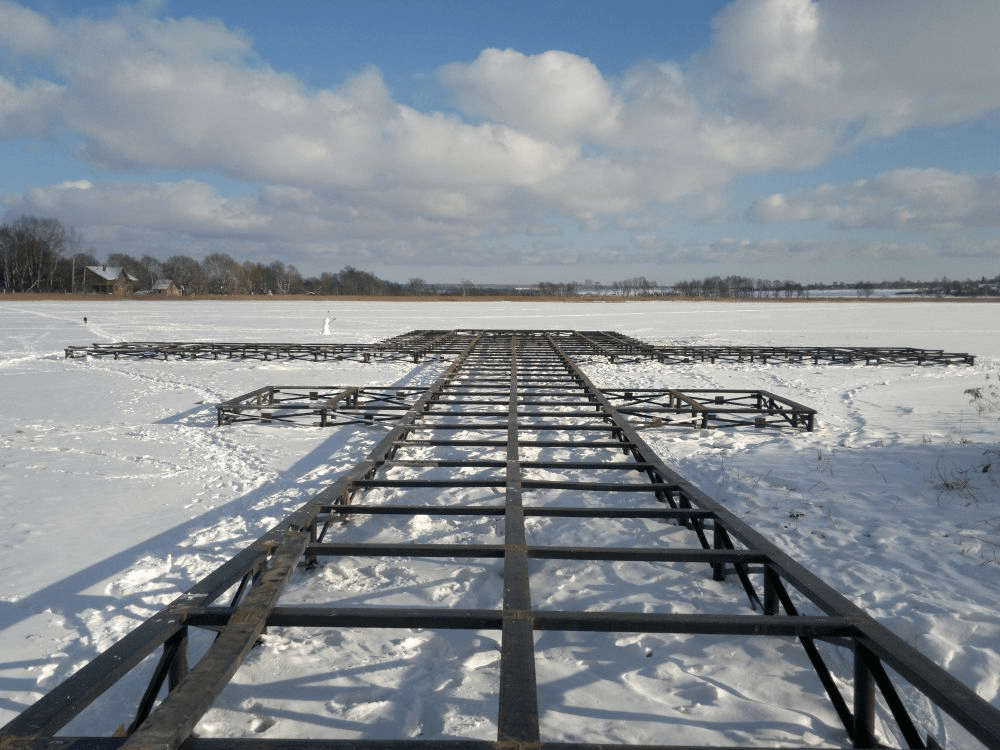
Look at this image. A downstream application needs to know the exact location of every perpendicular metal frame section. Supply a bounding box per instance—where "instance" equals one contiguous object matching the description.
[64,341,392,362]
[216,385,427,427]
[604,387,816,431]
[578,331,976,366]
[216,384,817,431]
[63,332,460,363]
[65,329,976,367]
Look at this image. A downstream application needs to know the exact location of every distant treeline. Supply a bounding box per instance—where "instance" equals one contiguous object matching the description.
[2,215,997,297]
[668,275,1000,298]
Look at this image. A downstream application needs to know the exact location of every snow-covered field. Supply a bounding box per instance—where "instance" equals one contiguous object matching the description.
[1,299,998,746]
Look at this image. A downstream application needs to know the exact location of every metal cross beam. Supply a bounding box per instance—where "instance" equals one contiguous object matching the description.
[64,329,975,366]
[216,384,817,431]
[216,385,426,427]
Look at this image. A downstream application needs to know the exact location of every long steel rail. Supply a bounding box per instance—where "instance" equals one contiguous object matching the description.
[9,331,997,748]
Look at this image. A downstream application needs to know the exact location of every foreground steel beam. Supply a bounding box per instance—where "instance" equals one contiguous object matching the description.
[13,330,995,749]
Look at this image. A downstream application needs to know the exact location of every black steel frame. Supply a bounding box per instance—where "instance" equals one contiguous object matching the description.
[216,384,816,431]
[64,330,975,367]
[12,330,996,749]
[64,341,432,364]
[604,387,816,430]
[567,331,976,366]
[215,385,426,427]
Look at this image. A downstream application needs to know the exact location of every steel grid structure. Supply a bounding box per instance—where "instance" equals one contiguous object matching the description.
[10,330,1000,749]
[579,331,976,366]
[64,341,432,363]
[216,383,817,431]
[605,387,816,431]
[64,330,975,366]
[215,385,426,427]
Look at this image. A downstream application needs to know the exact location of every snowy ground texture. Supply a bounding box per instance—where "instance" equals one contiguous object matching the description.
[1,299,998,747]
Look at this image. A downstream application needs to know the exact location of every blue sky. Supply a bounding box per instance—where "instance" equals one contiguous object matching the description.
[1,0,999,285]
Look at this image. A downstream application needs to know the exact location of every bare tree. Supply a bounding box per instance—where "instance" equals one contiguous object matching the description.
[203,252,247,294]
[0,216,72,292]
[264,261,302,294]
[140,255,163,288]
[242,261,267,295]
[161,255,207,295]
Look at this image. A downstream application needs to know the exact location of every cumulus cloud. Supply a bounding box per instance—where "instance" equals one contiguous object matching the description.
[0,75,63,136]
[0,3,573,199]
[11,179,270,235]
[707,0,842,95]
[0,1,56,56]
[2,0,1000,277]
[5,0,999,204]
[439,48,619,141]
[701,0,1000,141]
[6,177,536,270]
[748,169,1000,228]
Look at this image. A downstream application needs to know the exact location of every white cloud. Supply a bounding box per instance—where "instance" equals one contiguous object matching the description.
[439,48,619,141]
[2,0,1000,279]
[13,179,269,234]
[18,173,998,279]
[1,4,574,203]
[6,178,530,270]
[0,75,63,136]
[701,0,1000,141]
[748,169,1000,228]
[387,106,577,190]
[707,0,842,94]
[661,236,962,270]
[5,0,999,219]
[630,234,666,251]
[0,1,56,56]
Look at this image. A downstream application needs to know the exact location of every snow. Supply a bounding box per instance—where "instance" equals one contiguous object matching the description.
[0,299,998,746]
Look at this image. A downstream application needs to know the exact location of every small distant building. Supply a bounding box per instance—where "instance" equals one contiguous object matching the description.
[84,266,139,296]
[151,279,182,296]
